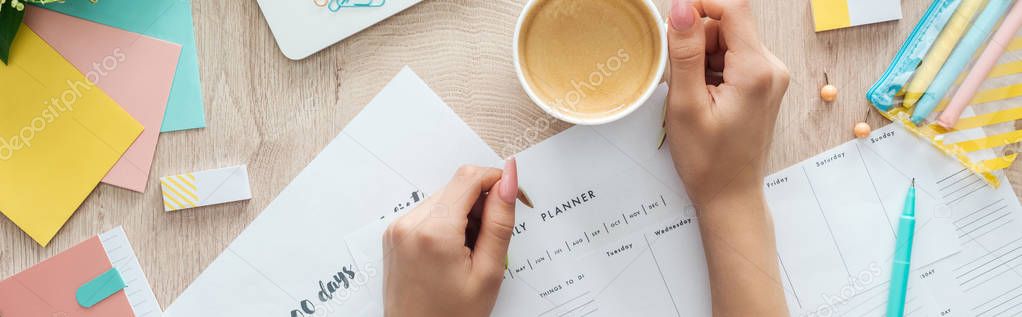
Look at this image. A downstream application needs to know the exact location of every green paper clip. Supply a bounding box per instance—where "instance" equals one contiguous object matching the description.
[328,0,386,12]
[76,268,126,308]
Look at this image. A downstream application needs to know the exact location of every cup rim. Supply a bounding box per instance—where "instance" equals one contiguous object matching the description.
[513,0,668,126]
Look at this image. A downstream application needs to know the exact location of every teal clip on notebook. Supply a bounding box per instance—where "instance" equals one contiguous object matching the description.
[867,0,962,110]
[76,268,127,308]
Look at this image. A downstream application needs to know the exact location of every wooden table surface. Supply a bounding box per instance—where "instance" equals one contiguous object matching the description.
[4,0,1021,309]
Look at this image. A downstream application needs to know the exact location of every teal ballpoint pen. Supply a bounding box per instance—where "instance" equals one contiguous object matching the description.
[886,179,916,317]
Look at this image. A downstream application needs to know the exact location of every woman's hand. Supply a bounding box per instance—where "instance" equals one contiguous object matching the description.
[665,0,789,208]
[665,0,790,316]
[383,160,519,317]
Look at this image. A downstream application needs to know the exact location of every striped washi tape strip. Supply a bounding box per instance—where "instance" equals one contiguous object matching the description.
[159,165,251,212]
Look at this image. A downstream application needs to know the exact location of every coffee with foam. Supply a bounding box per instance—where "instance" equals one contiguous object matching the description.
[518,0,663,120]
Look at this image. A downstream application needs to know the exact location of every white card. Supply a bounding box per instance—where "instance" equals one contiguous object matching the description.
[256,0,427,60]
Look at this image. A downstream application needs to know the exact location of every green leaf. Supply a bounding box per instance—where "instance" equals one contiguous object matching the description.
[0,5,25,65]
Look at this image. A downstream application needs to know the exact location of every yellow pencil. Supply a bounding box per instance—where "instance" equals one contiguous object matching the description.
[517,189,534,208]
[903,0,988,108]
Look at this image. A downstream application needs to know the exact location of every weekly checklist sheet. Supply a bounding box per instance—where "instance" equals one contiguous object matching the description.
[163,68,1021,316]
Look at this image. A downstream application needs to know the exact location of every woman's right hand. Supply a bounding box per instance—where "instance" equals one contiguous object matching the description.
[664,0,790,209]
[664,0,791,316]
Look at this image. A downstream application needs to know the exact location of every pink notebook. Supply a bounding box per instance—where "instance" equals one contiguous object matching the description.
[0,227,160,316]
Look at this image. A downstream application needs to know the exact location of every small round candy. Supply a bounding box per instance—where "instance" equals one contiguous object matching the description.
[854,122,872,139]
[821,85,838,102]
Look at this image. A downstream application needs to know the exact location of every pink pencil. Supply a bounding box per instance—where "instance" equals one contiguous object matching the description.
[939,0,1022,129]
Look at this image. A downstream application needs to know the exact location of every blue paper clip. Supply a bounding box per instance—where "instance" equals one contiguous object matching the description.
[328,0,387,12]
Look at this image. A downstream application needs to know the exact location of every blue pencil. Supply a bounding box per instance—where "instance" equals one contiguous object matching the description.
[912,0,1016,124]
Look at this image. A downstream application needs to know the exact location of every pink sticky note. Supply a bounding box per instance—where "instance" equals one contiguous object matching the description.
[24,7,182,193]
[0,237,134,316]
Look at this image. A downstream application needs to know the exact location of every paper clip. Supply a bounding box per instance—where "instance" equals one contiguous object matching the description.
[76,268,126,308]
[328,0,386,12]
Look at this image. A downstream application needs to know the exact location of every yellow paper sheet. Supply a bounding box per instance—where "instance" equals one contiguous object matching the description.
[0,25,142,246]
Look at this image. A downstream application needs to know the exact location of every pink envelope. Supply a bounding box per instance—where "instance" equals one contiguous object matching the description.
[24,7,182,193]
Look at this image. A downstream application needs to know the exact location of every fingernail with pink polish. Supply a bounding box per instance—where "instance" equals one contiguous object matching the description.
[500,158,518,204]
[671,0,695,31]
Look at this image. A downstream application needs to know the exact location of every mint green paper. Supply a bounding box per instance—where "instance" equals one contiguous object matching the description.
[76,268,126,308]
[39,0,205,132]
